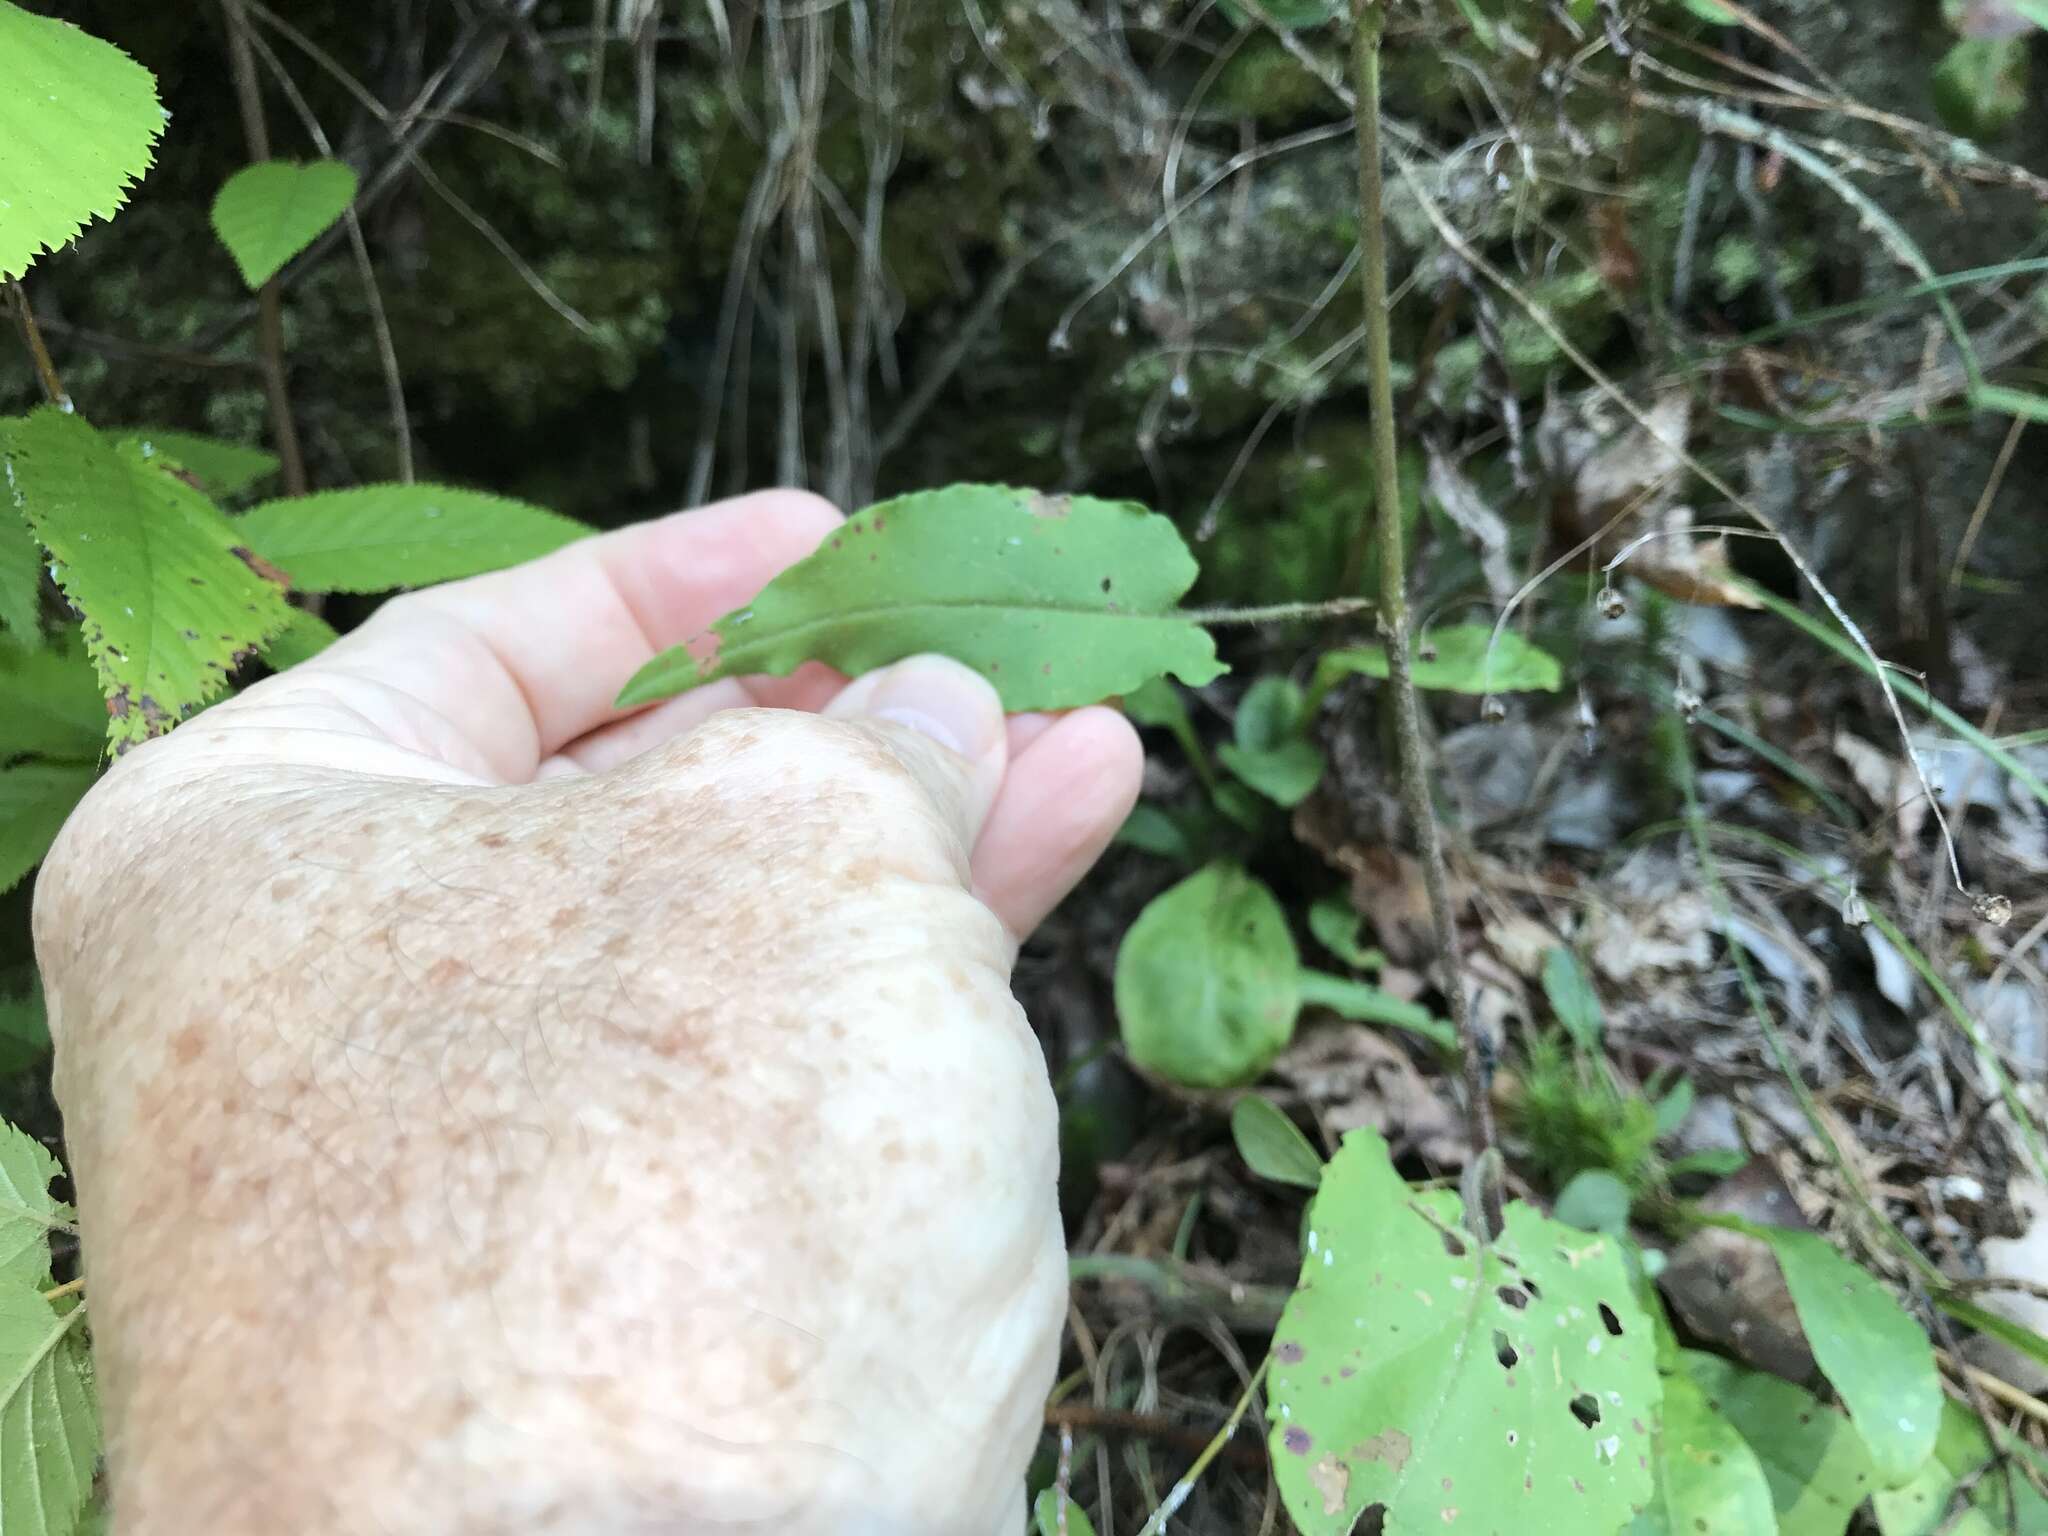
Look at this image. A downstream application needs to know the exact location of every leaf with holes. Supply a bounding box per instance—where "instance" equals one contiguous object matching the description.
[210,159,358,289]
[0,1284,99,1536]
[0,2,164,280]
[1268,1128,1659,1535]
[1622,1365,1775,1536]
[2,409,294,748]
[117,429,278,499]
[236,483,588,594]
[1763,1229,1940,1486]
[1684,1352,1875,1536]
[0,1119,69,1290]
[0,761,96,897]
[1314,625,1562,698]
[618,485,1226,715]
[1232,1095,1325,1190]
[1115,862,1298,1089]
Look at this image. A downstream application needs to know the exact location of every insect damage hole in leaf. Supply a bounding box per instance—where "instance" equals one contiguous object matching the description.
[616,484,1227,715]
[1268,1128,1659,1535]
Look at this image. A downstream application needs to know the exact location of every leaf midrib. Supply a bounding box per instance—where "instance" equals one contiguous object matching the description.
[706,594,1193,659]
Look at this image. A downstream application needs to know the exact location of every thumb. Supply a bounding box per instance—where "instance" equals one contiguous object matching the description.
[822,654,1009,853]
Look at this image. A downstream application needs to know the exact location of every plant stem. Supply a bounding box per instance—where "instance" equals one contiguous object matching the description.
[222,0,309,498]
[1186,596,1371,626]
[1133,1355,1272,1536]
[7,281,70,408]
[1351,2,1495,1157]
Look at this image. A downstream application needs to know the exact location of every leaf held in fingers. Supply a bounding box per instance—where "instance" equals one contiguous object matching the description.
[618,485,1227,714]
[1762,1229,1940,1486]
[1315,624,1562,697]
[2,409,295,747]
[236,484,589,594]
[0,1,164,280]
[1115,862,1298,1089]
[1268,1128,1659,1535]
[1231,1095,1325,1189]
[0,1284,99,1536]
[210,158,358,290]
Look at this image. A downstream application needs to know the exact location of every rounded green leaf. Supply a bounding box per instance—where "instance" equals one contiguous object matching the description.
[618,485,1226,715]
[1232,1094,1325,1189]
[1315,624,1563,697]
[1115,862,1299,1088]
[1763,1229,1940,1487]
[1269,1128,1660,1535]
[1624,1368,1776,1536]
[1930,38,2030,140]
[1032,1488,1099,1536]
[1555,1170,1633,1237]
[210,158,359,290]
[235,483,590,593]
[0,2,165,280]
[1683,1352,1875,1536]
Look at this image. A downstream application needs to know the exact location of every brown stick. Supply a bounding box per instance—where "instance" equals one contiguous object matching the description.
[221,0,308,497]
[7,281,70,407]
[1045,1404,1268,1470]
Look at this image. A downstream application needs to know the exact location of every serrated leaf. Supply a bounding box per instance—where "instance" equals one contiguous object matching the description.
[0,1284,99,1536]
[0,505,39,642]
[0,2,164,281]
[116,429,278,499]
[1543,946,1604,1050]
[0,761,95,897]
[1232,1094,1325,1189]
[618,485,1227,715]
[2,409,294,748]
[1556,1171,1634,1237]
[1683,1352,1875,1536]
[0,1120,68,1290]
[261,607,338,670]
[0,635,101,758]
[1623,1367,1775,1536]
[1115,861,1298,1089]
[210,158,358,290]
[1032,1488,1099,1536]
[236,483,589,594]
[1269,1128,1660,1535]
[1762,1229,1940,1486]
[1315,624,1563,697]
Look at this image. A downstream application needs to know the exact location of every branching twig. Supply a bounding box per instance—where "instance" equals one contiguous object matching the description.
[1352,0,1495,1159]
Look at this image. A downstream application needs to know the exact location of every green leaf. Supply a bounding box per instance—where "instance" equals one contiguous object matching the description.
[0,506,39,643]
[1112,803,1199,863]
[1219,675,1326,806]
[1217,0,1342,28]
[1115,862,1298,1088]
[1314,624,1563,697]
[1930,38,2030,140]
[1032,1488,1099,1536]
[3,410,294,748]
[1762,1229,1940,1486]
[1652,1077,1695,1139]
[0,636,102,759]
[1307,896,1385,972]
[0,1285,100,1536]
[116,429,279,499]
[0,761,95,897]
[1542,947,1604,1050]
[260,608,339,670]
[1933,1290,2048,1373]
[0,1120,68,1290]
[1555,1170,1633,1236]
[618,486,1227,714]
[1296,970,1457,1051]
[210,158,359,290]
[1675,0,1737,20]
[1269,1128,1660,1534]
[1874,1400,2048,1536]
[0,2,165,281]
[0,992,49,1075]
[236,483,589,594]
[1231,1094,1325,1189]
[1684,1352,1875,1536]
[1623,1368,1776,1536]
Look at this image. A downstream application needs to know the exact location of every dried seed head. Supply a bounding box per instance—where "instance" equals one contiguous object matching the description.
[1481,695,1507,723]
[1047,325,1073,356]
[1419,641,1438,663]
[1973,891,2014,927]
[1598,584,1627,621]
[1674,687,1702,722]
[1841,888,1869,928]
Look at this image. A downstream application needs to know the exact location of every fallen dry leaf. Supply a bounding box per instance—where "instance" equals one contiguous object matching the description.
[1270,1023,1469,1169]
[1659,1158,1818,1384]
[1616,504,1765,610]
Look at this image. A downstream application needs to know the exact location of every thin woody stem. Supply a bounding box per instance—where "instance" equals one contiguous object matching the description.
[8,281,70,408]
[1353,1,1495,1156]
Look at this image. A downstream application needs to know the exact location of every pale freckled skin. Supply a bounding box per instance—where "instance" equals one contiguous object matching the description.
[35,711,1063,1536]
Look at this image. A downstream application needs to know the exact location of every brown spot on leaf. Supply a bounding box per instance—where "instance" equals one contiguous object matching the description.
[1283,1426,1313,1455]
[1275,1340,1305,1364]
[1353,1429,1411,1474]
[230,546,293,591]
[1310,1455,1350,1516]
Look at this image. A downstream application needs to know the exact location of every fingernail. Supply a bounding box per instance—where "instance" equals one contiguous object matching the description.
[837,655,1005,759]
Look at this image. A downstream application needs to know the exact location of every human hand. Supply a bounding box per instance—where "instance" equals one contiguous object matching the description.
[33,490,1143,1535]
